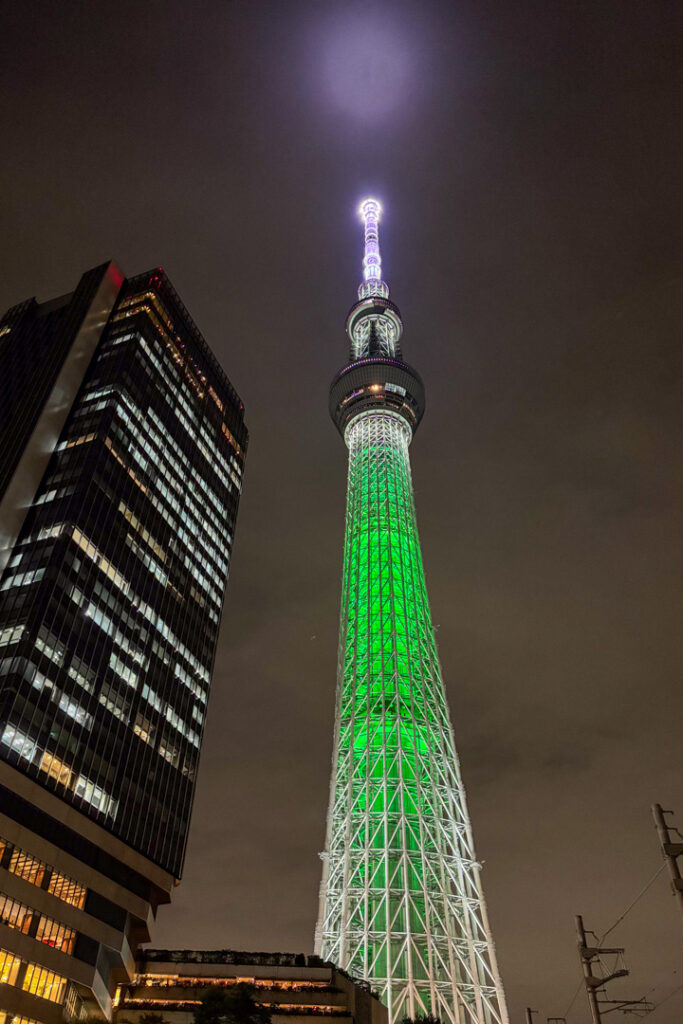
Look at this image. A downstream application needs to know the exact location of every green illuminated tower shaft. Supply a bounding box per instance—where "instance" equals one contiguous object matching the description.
[316,201,508,1024]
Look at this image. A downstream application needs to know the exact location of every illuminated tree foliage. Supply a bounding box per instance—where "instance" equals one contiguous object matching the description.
[193,984,272,1024]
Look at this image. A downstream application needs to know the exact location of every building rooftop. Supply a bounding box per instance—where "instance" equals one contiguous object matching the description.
[114,949,387,1024]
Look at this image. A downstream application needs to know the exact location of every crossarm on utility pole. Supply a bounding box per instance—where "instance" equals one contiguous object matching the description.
[652,803,683,919]
[575,914,653,1021]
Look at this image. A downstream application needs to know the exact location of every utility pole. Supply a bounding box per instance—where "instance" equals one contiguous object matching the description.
[575,915,652,1022]
[652,803,683,921]
[576,915,608,1024]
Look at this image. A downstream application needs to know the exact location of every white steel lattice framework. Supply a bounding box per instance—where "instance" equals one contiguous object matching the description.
[316,200,508,1024]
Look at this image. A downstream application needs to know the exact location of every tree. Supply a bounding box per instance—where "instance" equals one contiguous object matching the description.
[193,984,272,1024]
[401,1015,442,1024]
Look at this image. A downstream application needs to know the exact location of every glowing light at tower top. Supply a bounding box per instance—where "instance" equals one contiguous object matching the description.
[358,197,389,300]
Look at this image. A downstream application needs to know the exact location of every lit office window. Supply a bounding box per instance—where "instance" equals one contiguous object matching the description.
[0,624,24,647]
[47,872,86,910]
[1,725,37,762]
[3,837,86,909]
[0,892,34,933]
[22,962,67,1003]
[0,894,75,955]
[35,916,75,955]
[8,848,46,888]
[0,947,21,986]
[38,750,73,788]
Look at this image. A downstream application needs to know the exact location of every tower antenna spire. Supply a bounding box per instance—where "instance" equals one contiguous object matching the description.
[358,197,389,300]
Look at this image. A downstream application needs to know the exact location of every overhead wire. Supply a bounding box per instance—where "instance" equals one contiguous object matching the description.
[646,979,683,1018]
[598,863,666,944]
[562,979,584,1020]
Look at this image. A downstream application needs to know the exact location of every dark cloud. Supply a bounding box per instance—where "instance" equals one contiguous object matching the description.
[1,1,682,1020]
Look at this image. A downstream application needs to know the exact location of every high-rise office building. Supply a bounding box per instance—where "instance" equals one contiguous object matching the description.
[315,202,508,1024]
[0,263,247,1022]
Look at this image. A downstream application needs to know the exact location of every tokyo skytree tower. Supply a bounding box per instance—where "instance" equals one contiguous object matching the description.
[315,200,508,1024]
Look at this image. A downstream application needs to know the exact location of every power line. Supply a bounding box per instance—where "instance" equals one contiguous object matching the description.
[646,980,683,1018]
[599,863,666,943]
[562,979,583,1020]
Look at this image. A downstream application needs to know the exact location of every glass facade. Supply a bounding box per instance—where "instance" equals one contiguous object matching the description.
[0,265,117,501]
[0,268,247,879]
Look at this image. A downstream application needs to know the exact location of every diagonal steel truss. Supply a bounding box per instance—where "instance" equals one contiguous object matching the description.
[315,410,508,1024]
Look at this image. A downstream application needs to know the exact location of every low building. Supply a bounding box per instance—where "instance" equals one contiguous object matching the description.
[114,950,388,1024]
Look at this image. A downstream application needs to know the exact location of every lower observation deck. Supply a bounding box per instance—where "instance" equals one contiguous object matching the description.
[329,357,425,436]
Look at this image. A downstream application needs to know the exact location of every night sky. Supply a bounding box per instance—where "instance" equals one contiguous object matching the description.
[1,2,682,1021]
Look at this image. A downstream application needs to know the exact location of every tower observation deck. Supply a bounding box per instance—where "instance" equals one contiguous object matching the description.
[316,200,509,1024]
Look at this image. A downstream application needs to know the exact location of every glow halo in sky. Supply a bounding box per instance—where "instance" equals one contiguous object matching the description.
[317,9,421,122]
